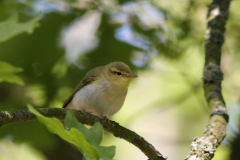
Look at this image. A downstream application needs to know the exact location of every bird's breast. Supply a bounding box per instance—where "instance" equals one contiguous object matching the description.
[71,80,128,116]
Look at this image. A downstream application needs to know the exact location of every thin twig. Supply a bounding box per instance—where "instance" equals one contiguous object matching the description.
[0,108,166,160]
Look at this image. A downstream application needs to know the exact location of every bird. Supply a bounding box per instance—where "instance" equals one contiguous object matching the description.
[63,61,137,117]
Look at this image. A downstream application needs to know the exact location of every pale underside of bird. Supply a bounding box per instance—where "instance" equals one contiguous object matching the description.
[63,62,137,117]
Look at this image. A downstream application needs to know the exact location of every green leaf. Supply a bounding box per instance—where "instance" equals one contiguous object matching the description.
[0,12,42,43]
[65,110,103,145]
[0,61,24,86]
[65,110,116,160]
[27,105,100,160]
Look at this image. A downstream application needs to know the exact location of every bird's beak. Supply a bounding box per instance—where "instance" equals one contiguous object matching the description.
[127,74,138,78]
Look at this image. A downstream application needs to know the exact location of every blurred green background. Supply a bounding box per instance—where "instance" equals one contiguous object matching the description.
[0,0,239,159]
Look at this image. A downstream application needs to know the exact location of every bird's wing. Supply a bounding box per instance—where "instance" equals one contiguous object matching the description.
[62,68,101,108]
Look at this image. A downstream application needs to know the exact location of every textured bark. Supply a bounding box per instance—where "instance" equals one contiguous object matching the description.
[0,108,166,160]
[185,0,230,159]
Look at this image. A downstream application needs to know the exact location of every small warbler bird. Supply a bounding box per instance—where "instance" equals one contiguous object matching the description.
[63,62,137,117]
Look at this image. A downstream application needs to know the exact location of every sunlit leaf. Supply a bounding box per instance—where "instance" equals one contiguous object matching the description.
[0,61,24,86]
[0,12,41,43]
[28,105,100,160]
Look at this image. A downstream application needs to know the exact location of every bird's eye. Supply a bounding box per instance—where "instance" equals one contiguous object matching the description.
[116,72,122,75]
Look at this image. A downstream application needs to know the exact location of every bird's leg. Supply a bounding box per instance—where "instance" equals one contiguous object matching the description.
[82,110,109,122]
[82,109,92,114]
[100,115,109,123]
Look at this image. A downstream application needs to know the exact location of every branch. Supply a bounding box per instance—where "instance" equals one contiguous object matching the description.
[0,108,166,160]
[186,0,230,159]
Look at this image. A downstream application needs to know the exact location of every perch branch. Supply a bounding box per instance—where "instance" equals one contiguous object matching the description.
[0,108,166,160]
[185,0,230,159]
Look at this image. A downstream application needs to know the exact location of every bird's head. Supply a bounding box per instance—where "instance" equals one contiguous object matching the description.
[104,62,138,89]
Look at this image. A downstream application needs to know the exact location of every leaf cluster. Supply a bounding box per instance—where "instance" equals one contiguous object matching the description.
[28,105,115,160]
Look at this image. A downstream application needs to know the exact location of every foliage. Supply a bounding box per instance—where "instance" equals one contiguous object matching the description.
[0,11,41,86]
[0,61,24,86]
[28,105,115,160]
[0,12,41,43]
[65,111,115,160]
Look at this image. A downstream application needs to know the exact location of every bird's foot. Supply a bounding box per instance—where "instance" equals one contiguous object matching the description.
[82,109,92,114]
[100,116,110,123]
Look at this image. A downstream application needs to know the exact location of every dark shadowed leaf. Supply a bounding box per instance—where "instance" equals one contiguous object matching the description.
[65,110,115,160]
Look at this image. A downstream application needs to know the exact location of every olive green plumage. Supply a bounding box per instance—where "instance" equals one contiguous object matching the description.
[63,62,137,117]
